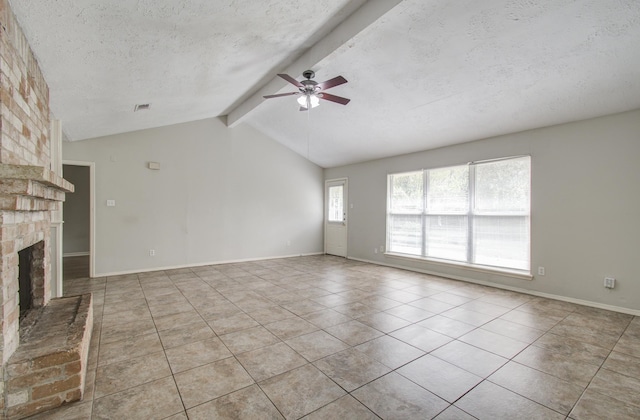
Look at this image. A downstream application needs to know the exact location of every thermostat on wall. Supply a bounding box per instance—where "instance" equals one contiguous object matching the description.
[148,162,160,170]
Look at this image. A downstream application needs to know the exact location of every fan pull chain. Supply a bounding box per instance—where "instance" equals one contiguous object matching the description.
[307,101,311,160]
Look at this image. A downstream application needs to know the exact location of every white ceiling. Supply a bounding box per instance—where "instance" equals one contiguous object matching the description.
[10,0,640,168]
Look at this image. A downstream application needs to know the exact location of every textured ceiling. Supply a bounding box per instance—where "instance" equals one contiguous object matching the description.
[9,0,640,168]
[9,0,364,141]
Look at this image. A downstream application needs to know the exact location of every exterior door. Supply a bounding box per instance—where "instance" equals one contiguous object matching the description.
[325,178,348,257]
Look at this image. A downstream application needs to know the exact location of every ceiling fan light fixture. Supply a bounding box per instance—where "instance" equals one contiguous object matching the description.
[297,94,320,109]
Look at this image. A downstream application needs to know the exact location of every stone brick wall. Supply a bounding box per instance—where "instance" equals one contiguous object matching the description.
[0,0,51,168]
[0,1,82,418]
[0,0,54,364]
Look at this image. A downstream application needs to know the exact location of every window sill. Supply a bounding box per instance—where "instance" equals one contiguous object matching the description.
[383,252,533,281]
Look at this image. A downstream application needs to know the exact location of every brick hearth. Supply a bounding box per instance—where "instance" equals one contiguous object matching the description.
[4,294,93,418]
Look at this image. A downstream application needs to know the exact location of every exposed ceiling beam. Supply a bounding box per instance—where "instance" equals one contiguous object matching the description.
[225,0,404,127]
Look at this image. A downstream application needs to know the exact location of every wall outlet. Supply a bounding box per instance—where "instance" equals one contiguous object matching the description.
[106,199,116,207]
[604,277,615,289]
[379,245,384,253]
[149,249,155,257]
[537,266,545,276]
[286,240,291,247]
[374,248,378,254]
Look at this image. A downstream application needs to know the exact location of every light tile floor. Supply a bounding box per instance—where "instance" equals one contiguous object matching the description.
[30,255,640,419]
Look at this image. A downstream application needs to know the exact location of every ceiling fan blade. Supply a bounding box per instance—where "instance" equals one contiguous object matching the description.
[263,92,299,99]
[317,75,347,91]
[277,74,303,87]
[319,92,350,105]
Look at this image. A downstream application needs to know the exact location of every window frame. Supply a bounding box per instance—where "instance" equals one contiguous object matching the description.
[386,156,531,276]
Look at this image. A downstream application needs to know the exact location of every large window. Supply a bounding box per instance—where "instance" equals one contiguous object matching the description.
[387,156,530,272]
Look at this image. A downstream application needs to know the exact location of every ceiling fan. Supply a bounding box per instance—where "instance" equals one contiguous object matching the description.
[263,70,350,111]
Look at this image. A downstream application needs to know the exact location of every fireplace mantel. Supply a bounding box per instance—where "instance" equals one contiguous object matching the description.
[0,164,74,211]
[0,164,73,189]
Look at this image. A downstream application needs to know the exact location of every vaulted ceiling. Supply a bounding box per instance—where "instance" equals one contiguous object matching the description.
[10,0,640,168]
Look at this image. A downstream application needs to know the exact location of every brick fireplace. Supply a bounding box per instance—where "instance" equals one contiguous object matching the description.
[1,1,93,418]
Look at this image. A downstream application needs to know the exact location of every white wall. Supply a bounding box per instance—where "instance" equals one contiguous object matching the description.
[63,117,324,275]
[325,109,640,313]
[62,165,90,255]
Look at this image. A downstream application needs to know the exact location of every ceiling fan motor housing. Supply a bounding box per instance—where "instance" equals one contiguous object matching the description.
[300,71,319,94]
[300,79,319,94]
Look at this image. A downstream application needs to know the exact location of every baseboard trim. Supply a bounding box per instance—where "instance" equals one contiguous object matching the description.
[347,256,640,316]
[95,252,325,278]
[63,252,90,257]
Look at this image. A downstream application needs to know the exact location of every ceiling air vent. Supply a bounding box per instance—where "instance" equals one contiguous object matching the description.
[134,103,151,112]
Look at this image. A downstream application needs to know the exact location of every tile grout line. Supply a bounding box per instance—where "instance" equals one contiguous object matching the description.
[86,276,107,419]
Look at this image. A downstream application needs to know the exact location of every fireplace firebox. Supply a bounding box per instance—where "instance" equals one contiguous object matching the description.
[18,243,42,320]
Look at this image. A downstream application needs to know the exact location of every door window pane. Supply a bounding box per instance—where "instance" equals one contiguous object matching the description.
[328,185,344,222]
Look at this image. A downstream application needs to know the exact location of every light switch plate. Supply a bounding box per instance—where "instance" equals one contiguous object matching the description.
[106,200,116,207]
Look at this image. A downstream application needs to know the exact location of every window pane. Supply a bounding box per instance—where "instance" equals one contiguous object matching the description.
[389,171,423,213]
[473,216,529,270]
[425,215,467,261]
[427,165,469,213]
[475,157,530,214]
[328,185,343,222]
[388,215,422,255]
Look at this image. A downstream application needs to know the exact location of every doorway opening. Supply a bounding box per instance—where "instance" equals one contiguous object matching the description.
[62,161,96,280]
